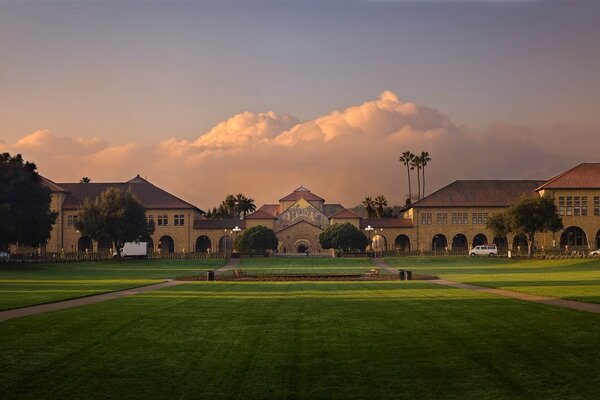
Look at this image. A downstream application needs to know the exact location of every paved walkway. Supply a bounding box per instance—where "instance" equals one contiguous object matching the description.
[375,258,600,314]
[371,257,399,274]
[215,258,240,276]
[0,280,185,323]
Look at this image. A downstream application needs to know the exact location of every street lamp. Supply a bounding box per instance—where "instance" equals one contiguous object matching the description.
[365,225,374,251]
[232,226,241,253]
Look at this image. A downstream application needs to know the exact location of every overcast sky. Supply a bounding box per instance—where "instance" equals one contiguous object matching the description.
[1,1,599,208]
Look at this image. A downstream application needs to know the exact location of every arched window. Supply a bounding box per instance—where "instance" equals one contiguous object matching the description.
[452,234,468,251]
[431,234,447,251]
[560,226,588,247]
[159,236,175,254]
[472,234,488,247]
[394,235,411,252]
[195,236,211,253]
[77,236,93,252]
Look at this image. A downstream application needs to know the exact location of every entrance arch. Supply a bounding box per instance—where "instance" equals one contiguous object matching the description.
[77,236,93,252]
[372,234,387,252]
[494,236,508,250]
[512,234,528,251]
[596,230,600,249]
[195,236,211,253]
[218,235,233,254]
[452,234,468,251]
[297,244,308,253]
[473,234,488,247]
[431,234,447,251]
[394,235,411,252]
[560,226,588,247]
[159,235,175,254]
[146,238,154,254]
[97,238,112,252]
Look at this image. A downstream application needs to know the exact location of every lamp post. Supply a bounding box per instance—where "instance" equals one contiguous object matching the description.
[232,226,241,253]
[223,229,228,258]
[365,225,374,251]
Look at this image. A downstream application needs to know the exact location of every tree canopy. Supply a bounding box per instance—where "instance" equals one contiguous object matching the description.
[75,188,154,249]
[319,222,368,252]
[0,153,57,251]
[205,193,256,219]
[487,194,563,257]
[234,225,278,252]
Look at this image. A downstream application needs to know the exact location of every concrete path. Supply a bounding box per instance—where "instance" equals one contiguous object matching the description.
[0,280,185,323]
[371,257,399,274]
[215,258,240,276]
[376,258,600,314]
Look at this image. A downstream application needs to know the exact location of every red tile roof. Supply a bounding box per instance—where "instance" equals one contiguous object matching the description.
[257,204,281,216]
[279,186,325,202]
[56,175,202,211]
[245,210,278,219]
[40,176,68,193]
[536,163,600,190]
[193,219,246,230]
[410,180,545,208]
[360,218,413,229]
[329,209,361,219]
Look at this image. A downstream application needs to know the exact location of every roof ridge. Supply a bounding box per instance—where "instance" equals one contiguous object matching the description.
[536,163,585,191]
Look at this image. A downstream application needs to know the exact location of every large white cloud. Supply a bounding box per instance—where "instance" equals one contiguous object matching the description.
[1,91,594,208]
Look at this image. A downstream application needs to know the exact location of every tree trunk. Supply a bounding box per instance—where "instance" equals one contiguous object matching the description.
[406,166,412,203]
[527,233,535,258]
[416,167,421,200]
[422,166,426,197]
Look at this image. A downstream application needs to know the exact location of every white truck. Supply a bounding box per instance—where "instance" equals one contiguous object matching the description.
[119,242,149,259]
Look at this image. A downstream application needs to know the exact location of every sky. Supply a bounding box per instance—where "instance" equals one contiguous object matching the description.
[1,1,600,209]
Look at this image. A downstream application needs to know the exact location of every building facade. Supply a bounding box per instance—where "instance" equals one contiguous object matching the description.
[40,163,600,255]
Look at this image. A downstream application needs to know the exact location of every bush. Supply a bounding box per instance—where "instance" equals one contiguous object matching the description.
[319,223,368,252]
[234,225,278,252]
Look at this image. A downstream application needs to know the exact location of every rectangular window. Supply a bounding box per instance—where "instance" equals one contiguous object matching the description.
[483,213,488,224]
[437,213,442,224]
[574,196,580,216]
[174,214,185,226]
[472,213,477,224]
[442,213,447,224]
[462,213,468,224]
[67,215,78,227]
[147,215,154,225]
[427,213,432,225]
[558,196,565,216]
[594,196,600,216]
[452,213,457,224]
[157,214,168,226]
[582,197,588,216]
[421,213,427,225]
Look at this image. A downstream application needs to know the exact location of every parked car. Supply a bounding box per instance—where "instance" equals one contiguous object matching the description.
[0,251,10,263]
[469,244,498,257]
[590,249,600,257]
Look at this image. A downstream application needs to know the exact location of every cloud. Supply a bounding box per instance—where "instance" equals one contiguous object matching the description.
[2,91,593,208]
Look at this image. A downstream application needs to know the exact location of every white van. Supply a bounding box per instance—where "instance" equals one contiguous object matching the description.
[469,244,498,257]
[119,242,148,259]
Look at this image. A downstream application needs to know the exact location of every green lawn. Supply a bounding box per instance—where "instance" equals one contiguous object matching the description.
[236,257,386,275]
[1,281,600,399]
[0,259,225,310]
[386,257,600,303]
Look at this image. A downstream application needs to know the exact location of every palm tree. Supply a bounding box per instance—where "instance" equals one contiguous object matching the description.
[420,151,431,198]
[223,194,237,218]
[362,196,375,219]
[399,151,415,204]
[411,156,422,200]
[79,177,91,183]
[374,195,388,219]
[235,193,256,218]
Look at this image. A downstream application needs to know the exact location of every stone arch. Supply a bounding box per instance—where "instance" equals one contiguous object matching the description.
[596,229,600,249]
[472,233,488,247]
[97,238,112,252]
[218,235,233,254]
[394,235,411,252]
[159,235,175,254]
[77,236,93,252]
[560,226,588,248]
[512,234,528,250]
[431,234,447,251]
[195,236,211,253]
[372,234,387,252]
[493,236,508,250]
[452,234,468,251]
[146,237,154,253]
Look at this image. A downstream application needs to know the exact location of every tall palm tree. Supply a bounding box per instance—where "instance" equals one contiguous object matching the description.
[399,151,415,204]
[411,156,422,200]
[362,197,375,218]
[223,194,237,218]
[235,193,256,218]
[420,151,431,198]
[374,195,388,219]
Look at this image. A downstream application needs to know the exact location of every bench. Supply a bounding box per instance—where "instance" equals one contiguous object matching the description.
[364,268,380,278]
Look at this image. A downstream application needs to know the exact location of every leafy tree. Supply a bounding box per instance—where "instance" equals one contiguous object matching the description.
[319,222,368,252]
[419,151,431,197]
[75,188,155,250]
[234,225,277,252]
[235,193,256,218]
[79,177,91,183]
[0,153,57,251]
[373,195,388,219]
[486,195,563,257]
[362,196,376,218]
[399,151,415,204]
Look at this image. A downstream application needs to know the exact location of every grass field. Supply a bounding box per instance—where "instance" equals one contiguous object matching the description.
[235,257,388,275]
[0,259,225,310]
[386,257,600,303]
[2,280,600,399]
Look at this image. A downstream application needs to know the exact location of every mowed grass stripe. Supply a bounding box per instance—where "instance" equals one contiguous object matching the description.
[1,281,600,399]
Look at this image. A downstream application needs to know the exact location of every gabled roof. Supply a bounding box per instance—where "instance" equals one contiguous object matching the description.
[323,203,345,217]
[360,218,413,229]
[257,204,281,216]
[536,163,600,191]
[409,180,545,208]
[245,210,278,219]
[329,209,361,219]
[279,186,325,202]
[40,176,68,193]
[56,175,202,212]
[275,218,323,233]
[193,219,246,230]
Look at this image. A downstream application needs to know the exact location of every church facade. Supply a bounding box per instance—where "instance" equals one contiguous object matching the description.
[39,163,600,255]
